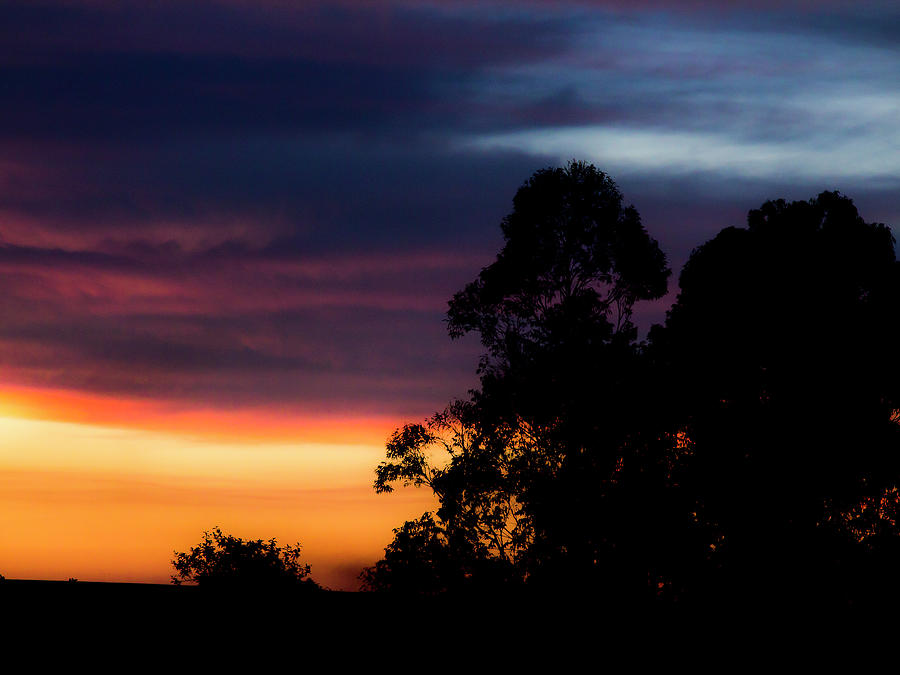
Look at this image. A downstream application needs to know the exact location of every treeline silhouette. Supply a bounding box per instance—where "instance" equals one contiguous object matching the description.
[1,161,896,609]
[362,161,900,606]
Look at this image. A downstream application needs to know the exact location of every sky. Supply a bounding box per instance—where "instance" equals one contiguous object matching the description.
[1,0,898,589]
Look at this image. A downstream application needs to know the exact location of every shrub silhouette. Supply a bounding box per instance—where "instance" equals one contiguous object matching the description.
[172,527,321,590]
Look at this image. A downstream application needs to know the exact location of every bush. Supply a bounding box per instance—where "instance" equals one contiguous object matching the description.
[172,527,321,590]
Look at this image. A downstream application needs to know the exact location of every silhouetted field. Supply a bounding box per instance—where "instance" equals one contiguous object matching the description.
[0,576,886,664]
[2,577,889,614]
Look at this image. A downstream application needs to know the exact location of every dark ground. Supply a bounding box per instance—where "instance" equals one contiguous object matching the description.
[0,578,890,666]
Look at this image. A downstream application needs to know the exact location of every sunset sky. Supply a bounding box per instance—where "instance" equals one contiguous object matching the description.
[1,0,898,589]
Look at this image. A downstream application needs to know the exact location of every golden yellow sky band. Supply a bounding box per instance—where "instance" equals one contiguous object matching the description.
[0,389,436,590]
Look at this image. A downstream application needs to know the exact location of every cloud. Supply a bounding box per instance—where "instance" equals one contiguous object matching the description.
[470,121,900,184]
[0,0,896,422]
[0,236,491,412]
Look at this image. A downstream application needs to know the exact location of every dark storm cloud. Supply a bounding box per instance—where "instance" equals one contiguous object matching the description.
[0,53,438,140]
[0,137,538,256]
[0,1,577,142]
[0,0,574,257]
[0,1,571,66]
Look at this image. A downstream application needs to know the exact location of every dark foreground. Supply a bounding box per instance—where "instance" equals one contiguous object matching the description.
[1,578,894,667]
[2,577,892,621]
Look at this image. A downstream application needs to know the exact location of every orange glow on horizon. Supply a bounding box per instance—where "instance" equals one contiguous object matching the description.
[0,466,435,589]
[0,385,437,590]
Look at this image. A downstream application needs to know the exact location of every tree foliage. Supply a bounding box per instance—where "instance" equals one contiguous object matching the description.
[447,160,669,355]
[370,162,682,596]
[172,527,321,590]
[652,191,900,598]
[374,401,534,569]
[369,167,900,604]
[359,513,518,593]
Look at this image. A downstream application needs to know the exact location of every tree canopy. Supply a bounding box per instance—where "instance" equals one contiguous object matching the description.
[653,191,900,599]
[447,160,668,381]
[369,162,684,597]
[368,168,900,604]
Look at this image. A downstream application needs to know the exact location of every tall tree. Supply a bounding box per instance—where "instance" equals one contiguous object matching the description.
[447,161,675,593]
[447,161,669,471]
[370,162,691,597]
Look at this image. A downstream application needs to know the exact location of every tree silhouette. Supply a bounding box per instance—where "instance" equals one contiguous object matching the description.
[653,191,900,602]
[371,162,691,597]
[448,160,669,387]
[374,401,531,569]
[360,514,458,594]
[172,527,321,591]
[359,512,517,593]
[371,168,900,602]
